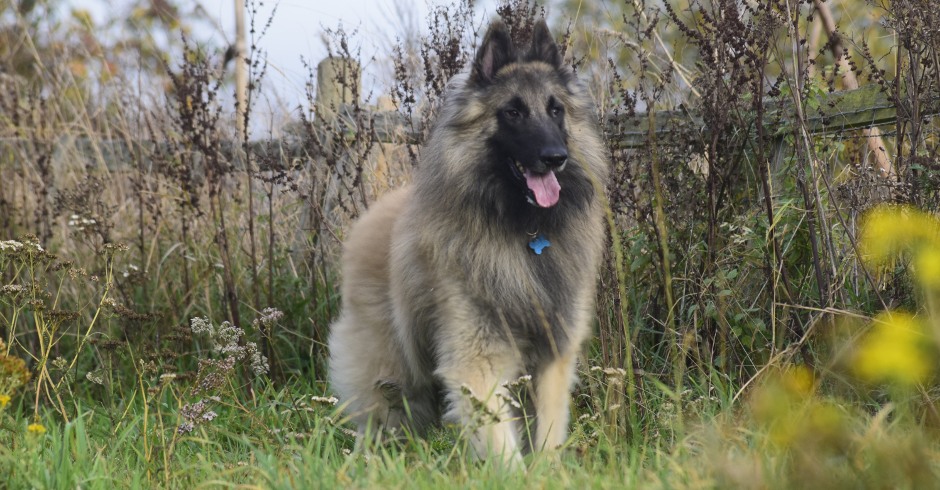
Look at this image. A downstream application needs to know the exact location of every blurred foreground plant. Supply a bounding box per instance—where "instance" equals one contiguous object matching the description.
[855,205,940,387]
[861,205,940,295]
[698,205,940,487]
[852,311,933,387]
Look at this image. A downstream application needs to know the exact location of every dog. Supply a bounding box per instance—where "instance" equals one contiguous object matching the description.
[328,18,610,468]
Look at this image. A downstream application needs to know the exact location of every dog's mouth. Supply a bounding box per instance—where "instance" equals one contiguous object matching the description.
[509,159,562,208]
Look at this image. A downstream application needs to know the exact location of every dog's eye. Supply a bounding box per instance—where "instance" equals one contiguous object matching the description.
[504,109,522,120]
[549,106,563,117]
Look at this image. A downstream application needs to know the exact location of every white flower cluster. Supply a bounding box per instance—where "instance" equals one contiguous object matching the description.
[502,374,532,390]
[190,316,214,335]
[0,240,43,253]
[67,214,97,231]
[248,346,269,377]
[121,264,140,278]
[590,366,628,378]
[0,240,23,252]
[216,322,245,356]
[189,316,269,376]
[578,413,601,422]
[311,395,339,406]
[268,428,310,439]
[496,391,522,409]
[86,370,106,385]
[0,284,27,296]
[178,399,215,434]
[252,307,284,331]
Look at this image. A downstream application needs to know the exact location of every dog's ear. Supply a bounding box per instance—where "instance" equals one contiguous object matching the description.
[472,20,515,85]
[529,19,562,68]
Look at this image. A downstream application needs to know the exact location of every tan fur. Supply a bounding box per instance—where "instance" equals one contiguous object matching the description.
[328,19,609,468]
[328,187,412,434]
[533,349,578,450]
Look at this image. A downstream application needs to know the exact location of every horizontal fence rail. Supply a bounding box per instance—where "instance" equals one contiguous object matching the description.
[0,83,937,172]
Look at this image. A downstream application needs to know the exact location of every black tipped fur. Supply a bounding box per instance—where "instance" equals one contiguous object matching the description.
[471,20,516,85]
[329,18,610,461]
[528,20,563,67]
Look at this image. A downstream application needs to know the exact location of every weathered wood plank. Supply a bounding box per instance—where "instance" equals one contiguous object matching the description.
[792,84,901,134]
[607,84,934,148]
[0,85,935,167]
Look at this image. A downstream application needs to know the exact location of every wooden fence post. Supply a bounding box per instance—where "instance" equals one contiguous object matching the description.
[315,57,361,116]
[305,57,363,284]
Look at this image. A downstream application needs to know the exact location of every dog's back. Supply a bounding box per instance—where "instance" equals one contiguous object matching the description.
[327,187,413,435]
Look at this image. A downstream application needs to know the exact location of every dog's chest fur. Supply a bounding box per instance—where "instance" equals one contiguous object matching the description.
[442,210,594,373]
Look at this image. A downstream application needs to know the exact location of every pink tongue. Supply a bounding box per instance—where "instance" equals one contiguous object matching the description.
[524,169,561,207]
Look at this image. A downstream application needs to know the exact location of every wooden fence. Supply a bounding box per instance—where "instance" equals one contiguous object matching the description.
[0,57,937,172]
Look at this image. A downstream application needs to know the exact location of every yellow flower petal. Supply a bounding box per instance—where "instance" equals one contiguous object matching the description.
[860,206,940,267]
[27,423,46,434]
[853,312,931,386]
[915,246,940,289]
[781,365,816,398]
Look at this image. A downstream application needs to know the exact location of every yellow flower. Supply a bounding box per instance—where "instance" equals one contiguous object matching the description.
[914,246,940,289]
[860,205,940,269]
[750,365,818,448]
[0,352,31,390]
[853,311,932,386]
[27,423,46,434]
[860,206,910,264]
[770,400,847,449]
[752,372,846,449]
[781,365,815,398]
[0,394,10,408]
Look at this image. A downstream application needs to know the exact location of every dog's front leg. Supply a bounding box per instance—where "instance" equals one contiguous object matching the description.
[533,348,578,451]
[435,333,524,469]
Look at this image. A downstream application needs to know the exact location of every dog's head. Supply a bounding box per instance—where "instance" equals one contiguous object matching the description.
[470,20,572,209]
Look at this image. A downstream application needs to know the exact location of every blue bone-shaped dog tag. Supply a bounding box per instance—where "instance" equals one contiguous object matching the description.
[528,235,550,255]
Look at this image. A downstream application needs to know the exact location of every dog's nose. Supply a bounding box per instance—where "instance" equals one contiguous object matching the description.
[540,148,568,169]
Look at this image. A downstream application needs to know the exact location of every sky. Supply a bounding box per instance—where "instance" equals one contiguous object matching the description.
[200,0,438,98]
[68,0,499,129]
[217,0,500,129]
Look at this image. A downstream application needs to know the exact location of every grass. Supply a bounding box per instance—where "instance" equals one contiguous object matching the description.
[3,365,939,488]
[0,382,706,488]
